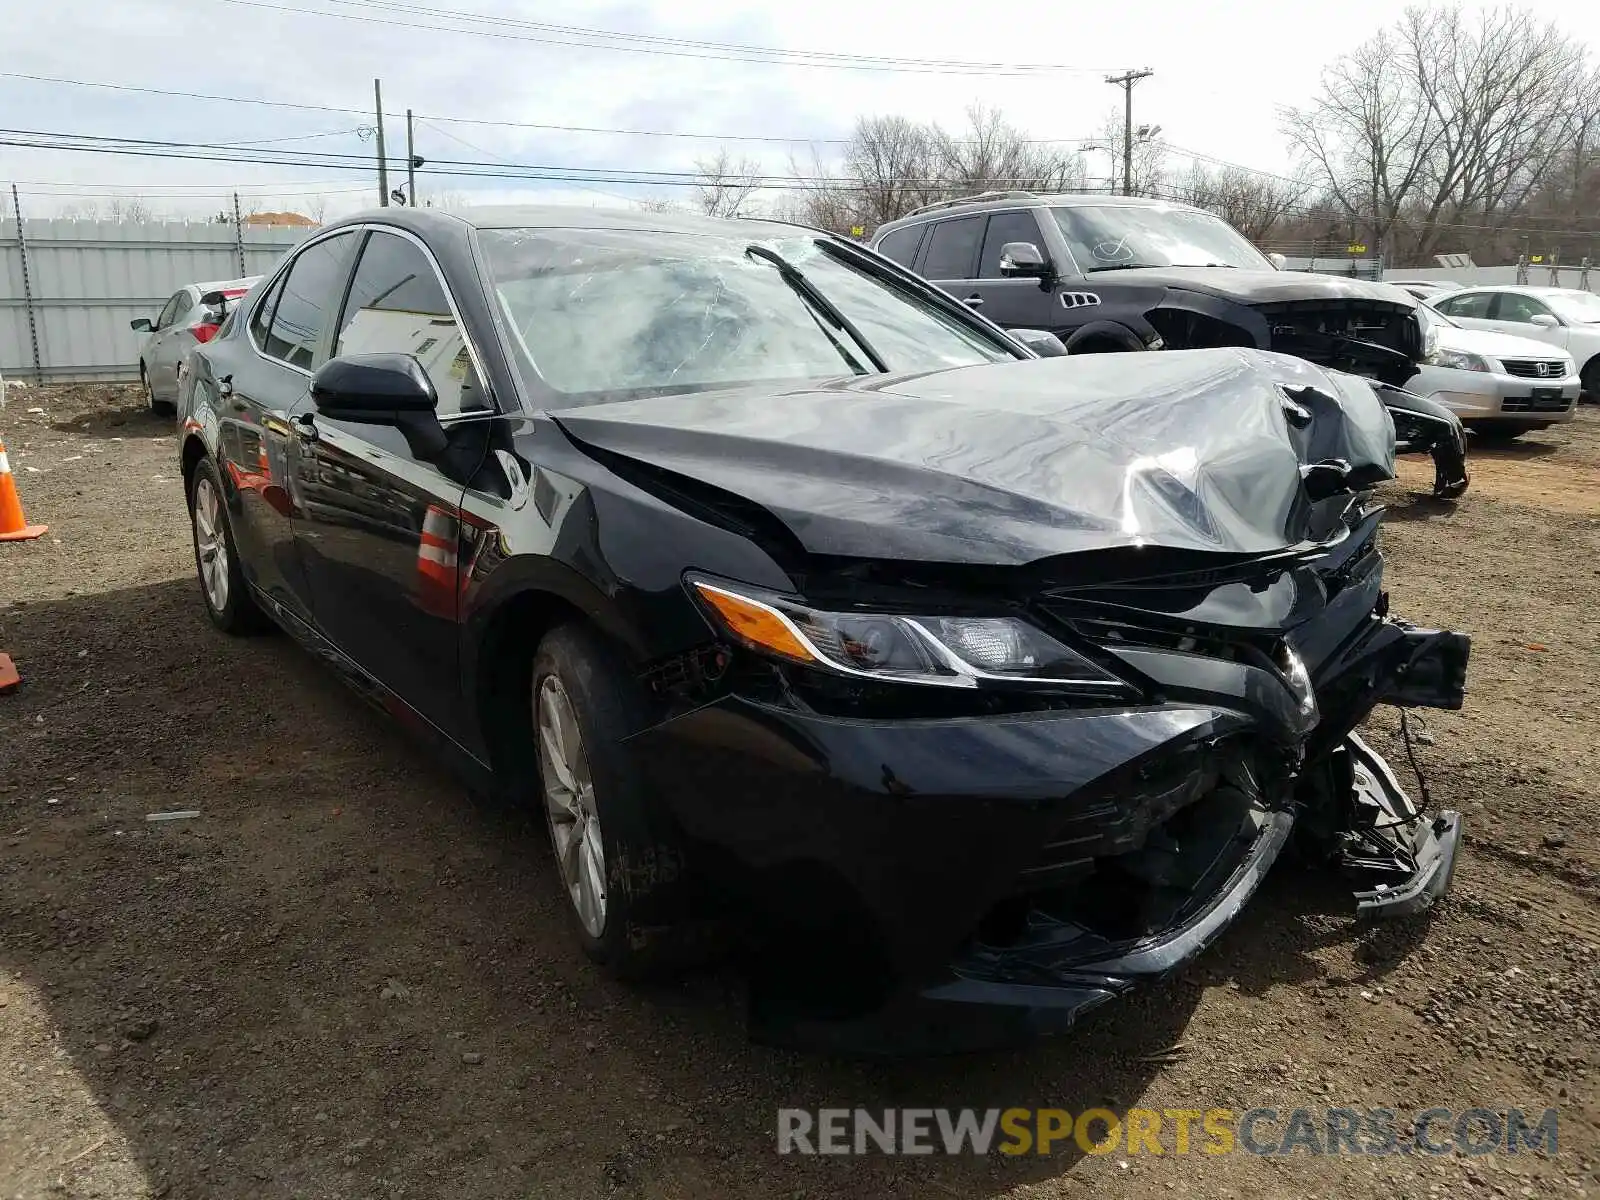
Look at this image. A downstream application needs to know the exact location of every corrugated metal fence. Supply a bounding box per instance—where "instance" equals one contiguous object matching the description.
[1,214,309,384]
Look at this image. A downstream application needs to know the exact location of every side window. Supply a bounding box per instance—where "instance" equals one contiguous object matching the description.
[155,292,188,330]
[979,211,1049,277]
[875,226,924,269]
[1437,292,1492,319]
[260,232,357,370]
[1493,293,1552,324]
[921,217,984,280]
[249,273,287,349]
[335,230,487,417]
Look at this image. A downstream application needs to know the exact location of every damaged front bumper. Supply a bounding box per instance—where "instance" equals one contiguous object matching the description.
[636,604,1470,1052]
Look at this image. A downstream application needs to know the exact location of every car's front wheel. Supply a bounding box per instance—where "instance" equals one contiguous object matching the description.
[188,458,265,634]
[531,622,705,980]
[142,364,175,417]
[1581,358,1600,404]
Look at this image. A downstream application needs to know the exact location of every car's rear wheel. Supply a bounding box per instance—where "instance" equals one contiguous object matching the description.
[142,364,175,417]
[532,622,705,980]
[188,458,265,634]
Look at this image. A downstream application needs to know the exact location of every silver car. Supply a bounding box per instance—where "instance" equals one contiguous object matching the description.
[131,277,259,415]
[1411,302,1578,438]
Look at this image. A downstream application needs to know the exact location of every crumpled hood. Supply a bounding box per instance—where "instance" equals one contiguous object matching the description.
[1085,267,1417,308]
[553,348,1397,566]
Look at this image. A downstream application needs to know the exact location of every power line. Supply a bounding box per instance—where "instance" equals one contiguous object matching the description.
[0,69,1098,147]
[10,123,1595,238]
[303,0,1119,72]
[219,0,1117,75]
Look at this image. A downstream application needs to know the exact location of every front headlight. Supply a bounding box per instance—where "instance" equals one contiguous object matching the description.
[1427,347,1491,373]
[689,576,1133,694]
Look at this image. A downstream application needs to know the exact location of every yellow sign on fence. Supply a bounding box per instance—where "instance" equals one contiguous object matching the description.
[1347,244,1368,255]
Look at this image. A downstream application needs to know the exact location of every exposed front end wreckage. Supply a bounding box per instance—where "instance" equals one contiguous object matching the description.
[1144,283,1470,500]
[565,349,1470,1052]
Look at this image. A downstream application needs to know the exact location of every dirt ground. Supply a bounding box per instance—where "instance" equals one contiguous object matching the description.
[1,382,1597,1200]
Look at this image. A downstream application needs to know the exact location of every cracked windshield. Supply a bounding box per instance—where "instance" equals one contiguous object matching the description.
[479,229,1012,401]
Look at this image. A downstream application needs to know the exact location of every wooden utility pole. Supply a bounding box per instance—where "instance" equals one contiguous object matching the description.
[374,78,389,207]
[406,109,417,206]
[1105,69,1153,196]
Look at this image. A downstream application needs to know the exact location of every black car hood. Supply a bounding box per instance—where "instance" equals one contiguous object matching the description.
[553,348,1397,566]
[1086,266,1416,309]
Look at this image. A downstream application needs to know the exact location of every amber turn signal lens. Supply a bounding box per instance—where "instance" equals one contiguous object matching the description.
[692,582,818,665]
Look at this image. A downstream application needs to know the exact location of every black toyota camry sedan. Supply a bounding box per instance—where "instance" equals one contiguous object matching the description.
[175,206,1468,1052]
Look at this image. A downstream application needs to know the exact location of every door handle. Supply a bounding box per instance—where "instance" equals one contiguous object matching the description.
[963,294,984,308]
[291,413,319,443]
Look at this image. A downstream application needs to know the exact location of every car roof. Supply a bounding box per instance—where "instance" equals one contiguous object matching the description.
[322,204,819,240]
[1438,284,1587,297]
[872,191,1210,235]
[193,276,261,293]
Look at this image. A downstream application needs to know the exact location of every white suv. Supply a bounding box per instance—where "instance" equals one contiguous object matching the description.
[1428,285,1600,401]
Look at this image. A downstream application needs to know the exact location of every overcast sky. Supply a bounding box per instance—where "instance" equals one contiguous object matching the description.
[1,0,1596,219]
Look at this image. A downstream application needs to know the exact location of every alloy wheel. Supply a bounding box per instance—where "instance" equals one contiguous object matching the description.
[192,476,230,613]
[537,674,607,937]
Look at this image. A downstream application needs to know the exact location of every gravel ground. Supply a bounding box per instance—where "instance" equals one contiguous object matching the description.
[1,383,1597,1200]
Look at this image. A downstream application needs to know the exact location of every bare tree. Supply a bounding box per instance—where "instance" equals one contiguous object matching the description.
[1089,112,1168,197]
[1282,4,1593,264]
[691,149,766,218]
[106,195,152,223]
[932,104,1085,195]
[1175,163,1309,241]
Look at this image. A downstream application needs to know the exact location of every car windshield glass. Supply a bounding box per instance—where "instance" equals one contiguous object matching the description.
[1051,205,1274,271]
[477,228,1016,403]
[1415,303,1458,329]
[1546,291,1600,324]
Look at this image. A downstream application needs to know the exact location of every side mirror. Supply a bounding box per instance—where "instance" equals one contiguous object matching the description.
[1011,328,1068,357]
[998,242,1052,280]
[1529,313,1559,329]
[199,290,227,308]
[311,353,446,460]
[130,318,153,333]
[1268,252,1288,271]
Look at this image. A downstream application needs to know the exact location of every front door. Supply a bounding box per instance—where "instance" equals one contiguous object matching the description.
[1488,292,1570,350]
[291,227,497,743]
[963,210,1063,333]
[145,290,193,399]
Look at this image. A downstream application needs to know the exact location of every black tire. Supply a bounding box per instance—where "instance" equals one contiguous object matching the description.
[143,364,175,417]
[187,457,266,634]
[531,622,705,980]
[1581,359,1600,404]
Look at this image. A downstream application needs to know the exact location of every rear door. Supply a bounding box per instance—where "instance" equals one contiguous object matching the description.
[1431,290,1498,333]
[291,226,494,741]
[916,215,985,308]
[219,230,361,622]
[965,209,1061,331]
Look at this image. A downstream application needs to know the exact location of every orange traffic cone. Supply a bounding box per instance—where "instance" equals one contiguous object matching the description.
[0,436,46,541]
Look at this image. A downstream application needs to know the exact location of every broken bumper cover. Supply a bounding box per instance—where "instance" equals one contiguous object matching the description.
[634,615,1469,1052]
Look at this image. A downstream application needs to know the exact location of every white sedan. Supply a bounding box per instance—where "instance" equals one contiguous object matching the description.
[1427,284,1600,401]
[131,276,259,415]
[1408,303,1578,439]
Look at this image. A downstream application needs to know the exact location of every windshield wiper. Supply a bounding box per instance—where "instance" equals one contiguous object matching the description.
[746,243,889,373]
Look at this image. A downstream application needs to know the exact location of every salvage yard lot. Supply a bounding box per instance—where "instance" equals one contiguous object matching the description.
[1,384,1597,1200]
